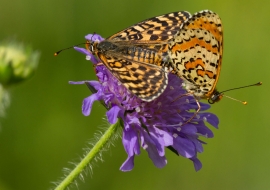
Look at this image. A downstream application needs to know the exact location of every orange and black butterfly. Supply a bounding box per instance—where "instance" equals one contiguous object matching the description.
[85,11,191,101]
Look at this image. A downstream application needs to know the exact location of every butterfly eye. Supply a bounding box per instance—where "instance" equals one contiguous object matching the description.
[85,41,94,52]
[208,92,223,104]
[90,44,94,52]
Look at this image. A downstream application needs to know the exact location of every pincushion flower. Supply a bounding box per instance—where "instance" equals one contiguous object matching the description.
[72,34,219,172]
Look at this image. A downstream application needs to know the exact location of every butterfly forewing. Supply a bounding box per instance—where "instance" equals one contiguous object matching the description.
[108,11,191,43]
[168,10,223,98]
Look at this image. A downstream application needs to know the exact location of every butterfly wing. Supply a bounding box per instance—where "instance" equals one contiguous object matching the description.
[108,11,191,44]
[169,10,223,97]
[97,52,168,101]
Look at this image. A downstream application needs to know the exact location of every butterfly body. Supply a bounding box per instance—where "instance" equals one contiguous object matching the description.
[93,41,165,65]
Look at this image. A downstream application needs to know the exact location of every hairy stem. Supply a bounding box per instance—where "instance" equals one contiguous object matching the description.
[55,119,120,190]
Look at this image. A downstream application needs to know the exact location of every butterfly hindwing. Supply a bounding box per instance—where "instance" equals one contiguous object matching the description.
[98,53,168,101]
[168,10,223,97]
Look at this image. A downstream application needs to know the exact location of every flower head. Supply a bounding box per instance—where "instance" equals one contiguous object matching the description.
[72,34,219,171]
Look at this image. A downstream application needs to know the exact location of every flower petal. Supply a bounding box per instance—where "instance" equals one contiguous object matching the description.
[190,138,203,153]
[146,143,167,168]
[122,127,140,156]
[120,155,135,172]
[74,47,91,56]
[146,127,173,156]
[106,105,121,124]
[85,34,105,42]
[173,136,195,158]
[69,81,86,85]
[87,81,103,91]
[190,157,202,171]
[180,124,197,135]
[200,112,219,128]
[74,46,99,64]
[196,122,214,138]
[82,93,100,116]
[155,128,173,147]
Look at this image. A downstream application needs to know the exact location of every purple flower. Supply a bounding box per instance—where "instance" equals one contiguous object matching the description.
[71,34,219,172]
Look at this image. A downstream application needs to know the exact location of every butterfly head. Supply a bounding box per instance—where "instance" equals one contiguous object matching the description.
[208,90,223,104]
[85,40,95,53]
[85,33,106,54]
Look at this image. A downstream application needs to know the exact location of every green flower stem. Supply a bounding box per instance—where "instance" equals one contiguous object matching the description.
[55,119,120,190]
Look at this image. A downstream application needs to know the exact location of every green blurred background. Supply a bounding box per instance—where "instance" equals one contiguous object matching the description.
[0,0,269,189]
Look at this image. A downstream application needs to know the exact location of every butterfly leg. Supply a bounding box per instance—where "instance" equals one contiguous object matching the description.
[172,92,192,103]
[173,93,201,126]
[182,96,201,126]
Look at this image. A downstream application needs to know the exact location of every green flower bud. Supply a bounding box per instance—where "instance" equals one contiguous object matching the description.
[0,40,40,86]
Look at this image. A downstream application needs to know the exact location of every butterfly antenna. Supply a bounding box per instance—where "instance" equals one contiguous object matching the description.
[220,82,262,105]
[54,43,86,56]
[222,94,247,105]
[91,32,96,41]
[220,82,262,93]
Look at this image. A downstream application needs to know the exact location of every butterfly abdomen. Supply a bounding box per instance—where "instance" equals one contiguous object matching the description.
[96,41,162,65]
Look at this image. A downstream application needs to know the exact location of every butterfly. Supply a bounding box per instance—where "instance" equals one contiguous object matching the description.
[85,11,191,101]
[167,11,261,123]
[168,10,223,104]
